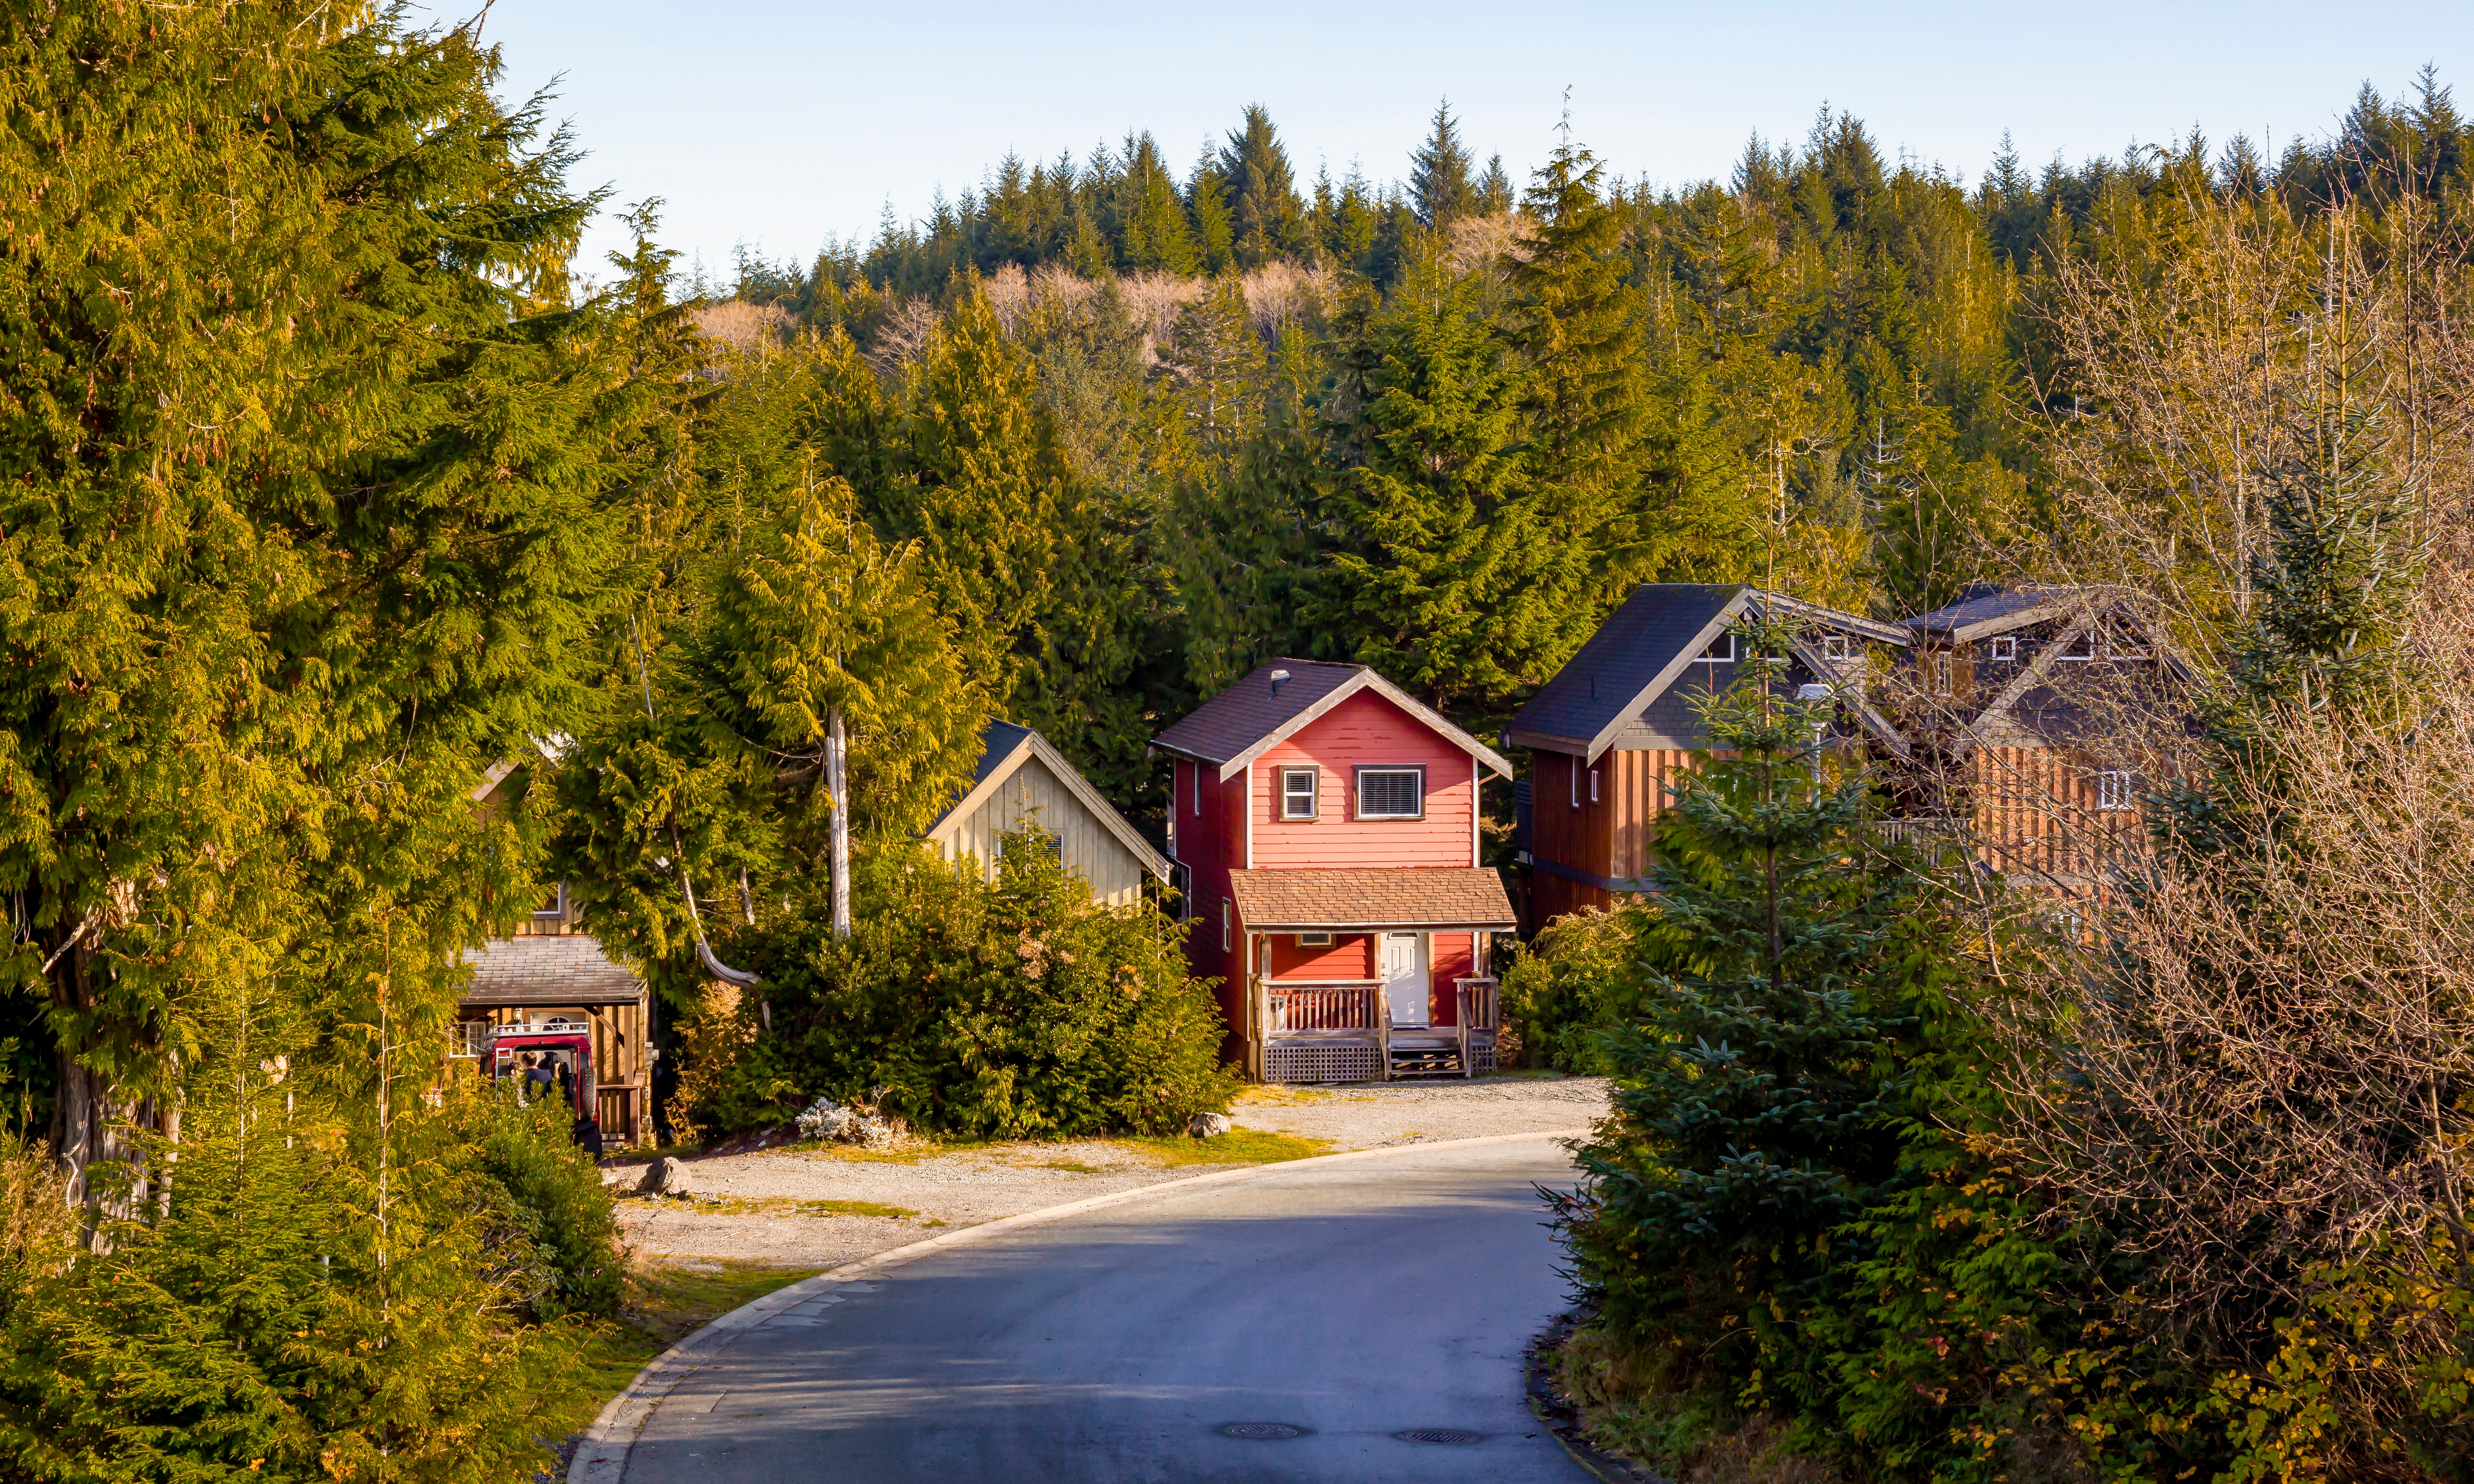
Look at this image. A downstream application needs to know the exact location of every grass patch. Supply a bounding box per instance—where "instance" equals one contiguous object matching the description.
[795,1198,916,1220]
[546,1259,821,1450]
[1114,1128,1333,1167]
[1033,1159,1105,1173]
[1232,1084,1333,1107]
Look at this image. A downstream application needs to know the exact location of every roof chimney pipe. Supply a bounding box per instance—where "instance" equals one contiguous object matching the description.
[1269,668,1291,695]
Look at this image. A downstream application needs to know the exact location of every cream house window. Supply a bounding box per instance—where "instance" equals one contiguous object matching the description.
[2097,770,2136,812]
[1280,767,1318,820]
[1357,767,1425,820]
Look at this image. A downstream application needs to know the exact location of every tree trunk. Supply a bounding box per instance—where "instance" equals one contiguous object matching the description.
[829,705,851,939]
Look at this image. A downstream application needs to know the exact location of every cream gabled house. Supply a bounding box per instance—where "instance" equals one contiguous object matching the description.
[925,720,1170,908]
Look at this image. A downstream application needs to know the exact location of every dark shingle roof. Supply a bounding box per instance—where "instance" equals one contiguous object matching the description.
[1152,660,1365,765]
[1506,585,1742,747]
[1228,868,1517,930]
[458,935,644,1008]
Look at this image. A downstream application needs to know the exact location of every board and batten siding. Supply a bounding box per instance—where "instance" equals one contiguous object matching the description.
[939,753,1149,906]
[1250,690,1479,869]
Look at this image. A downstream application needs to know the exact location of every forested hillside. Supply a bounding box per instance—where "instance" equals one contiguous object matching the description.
[687,78,2474,826]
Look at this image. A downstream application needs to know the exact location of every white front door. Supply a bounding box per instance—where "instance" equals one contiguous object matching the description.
[1382,933,1429,1027]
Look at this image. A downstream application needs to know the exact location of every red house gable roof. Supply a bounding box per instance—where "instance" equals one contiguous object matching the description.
[1153,660,1512,782]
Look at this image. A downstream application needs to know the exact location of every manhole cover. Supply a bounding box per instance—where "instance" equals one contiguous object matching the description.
[1221,1422,1305,1441]
[1396,1428,1484,1446]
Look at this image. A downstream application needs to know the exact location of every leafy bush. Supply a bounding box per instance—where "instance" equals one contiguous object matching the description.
[455,1081,624,1324]
[1496,905,1635,1071]
[680,829,1233,1140]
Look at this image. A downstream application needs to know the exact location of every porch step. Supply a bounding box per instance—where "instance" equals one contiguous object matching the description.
[1388,1040,1466,1078]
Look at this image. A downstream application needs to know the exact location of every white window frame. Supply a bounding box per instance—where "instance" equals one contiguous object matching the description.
[1929,651,1954,696]
[2054,628,2097,662]
[1355,766,1426,821]
[1989,635,2017,662]
[1569,757,1580,809]
[1822,634,1855,665]
[1297,931,1333,947]
[1279,766,1318,820]
[1694,631,1737,666]
[1588,768,1600,803]
[1221,898,1232,951]
[2097,770,2136,812]
[533,882,567,921]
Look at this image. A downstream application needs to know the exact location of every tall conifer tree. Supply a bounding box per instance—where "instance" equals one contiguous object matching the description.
[1411,99,1478,229]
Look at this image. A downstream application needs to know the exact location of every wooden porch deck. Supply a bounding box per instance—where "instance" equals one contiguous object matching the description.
[1249,977,1501,1084]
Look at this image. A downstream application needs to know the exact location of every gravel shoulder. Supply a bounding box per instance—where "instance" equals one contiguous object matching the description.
[615,1073,1608,1270]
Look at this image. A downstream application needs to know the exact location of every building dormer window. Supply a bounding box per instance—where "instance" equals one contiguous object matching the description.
[1279,767,1318,820]
[1695,632,1737,666]
[2055,628,2097,662]
[1989,635,2017,662]
[1356,767,1425,820]
[1822,634,1855,665]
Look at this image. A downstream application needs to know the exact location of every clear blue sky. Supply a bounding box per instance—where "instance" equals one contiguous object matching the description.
[470,0,2473,281]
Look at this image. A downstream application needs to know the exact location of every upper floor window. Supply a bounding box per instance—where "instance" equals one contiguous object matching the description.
[1221,898,1232,951]
[534,884,567,921]
[2055,628,2097,662]
[1989,635,2017,662]
[2097,770,2136,811]
[1193,763,1203,815]
[1279,767,1318,820]
[1822,634,1855,665]
[1695,632,1736,666]
[1589,768,1600,803]
[1357,767,1426,820]
[1929,652,1955,696]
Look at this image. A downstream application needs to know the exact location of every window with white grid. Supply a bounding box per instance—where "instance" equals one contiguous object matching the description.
[1280,767,1317,820]
[1356,767,1424,820]
[2097,770,2136,811]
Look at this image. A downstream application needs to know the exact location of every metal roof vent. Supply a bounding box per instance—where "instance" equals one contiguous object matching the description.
[1269,668,1291,695]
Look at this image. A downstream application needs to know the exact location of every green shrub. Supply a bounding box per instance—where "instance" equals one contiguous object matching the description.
[1497,905,1636,1071]
[456,1081,624,1323]
[685,828,1233,1140]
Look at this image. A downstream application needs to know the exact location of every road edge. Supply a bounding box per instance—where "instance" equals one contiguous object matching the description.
[564,1126,1590,1484]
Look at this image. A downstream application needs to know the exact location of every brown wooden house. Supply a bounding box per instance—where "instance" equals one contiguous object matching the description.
[1505,585,1912,926]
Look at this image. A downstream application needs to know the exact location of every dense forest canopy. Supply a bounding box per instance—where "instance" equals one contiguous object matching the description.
[681,74,2474,833]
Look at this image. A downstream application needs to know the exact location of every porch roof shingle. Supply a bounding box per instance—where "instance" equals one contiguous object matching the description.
[1228,868,1517,932]
[458,935,645,1009]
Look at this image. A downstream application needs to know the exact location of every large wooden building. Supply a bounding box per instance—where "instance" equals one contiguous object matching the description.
[1154,661,1516,1082]
[1507,582,2191,926]
[1506,585,1912,924]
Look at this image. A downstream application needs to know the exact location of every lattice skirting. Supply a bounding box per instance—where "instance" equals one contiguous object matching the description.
[1470,1040,1497,1074]
[1265,1041,1382,1085]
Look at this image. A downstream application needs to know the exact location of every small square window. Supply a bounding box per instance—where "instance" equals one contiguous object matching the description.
[1822,634,1854,664]
[1989,636,2017,662]
[1279,767,1317,820]
[2097,770,2136,811]
[1297,931,1333,947]
[1357,767,1425,820]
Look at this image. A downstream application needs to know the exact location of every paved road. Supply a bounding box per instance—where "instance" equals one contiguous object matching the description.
[625,1137,1593,1484]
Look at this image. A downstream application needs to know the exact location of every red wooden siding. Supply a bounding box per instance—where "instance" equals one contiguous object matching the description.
[1527,748,1700,926]
[1264,933,1377,981]
[1250,691,1479,869]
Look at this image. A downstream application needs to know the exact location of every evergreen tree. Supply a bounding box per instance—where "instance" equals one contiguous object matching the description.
[1110,132,1200,274]
[1553,620,1922,1412]
[1477,153,1515,215]
[1159,277,1267,472]
[1217,105,1308,267]
[1186,145,1236,273]
[1411,99,1478,229]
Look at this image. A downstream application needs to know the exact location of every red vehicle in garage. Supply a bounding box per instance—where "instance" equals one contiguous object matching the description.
[489,1020,603,1152]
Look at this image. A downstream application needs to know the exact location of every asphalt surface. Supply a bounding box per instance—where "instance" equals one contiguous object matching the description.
[624,1136,1594,1484]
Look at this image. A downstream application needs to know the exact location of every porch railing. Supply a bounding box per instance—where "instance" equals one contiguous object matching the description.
[1266,980,1384,1033]
[1258,978,1388,1085]
[1454,977,1501,1078]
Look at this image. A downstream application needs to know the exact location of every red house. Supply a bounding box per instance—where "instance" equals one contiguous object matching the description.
[1153,660,1517,1083]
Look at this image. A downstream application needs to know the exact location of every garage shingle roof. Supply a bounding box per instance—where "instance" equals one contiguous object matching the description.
[1228,868,1517,931]
[458,935,645,1008]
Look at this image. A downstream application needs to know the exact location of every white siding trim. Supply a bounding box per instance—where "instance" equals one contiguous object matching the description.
[1244,766,1254,869]
[1471,756,1481,867]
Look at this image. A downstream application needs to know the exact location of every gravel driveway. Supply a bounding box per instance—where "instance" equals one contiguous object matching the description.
[616,1073,1608,1270]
